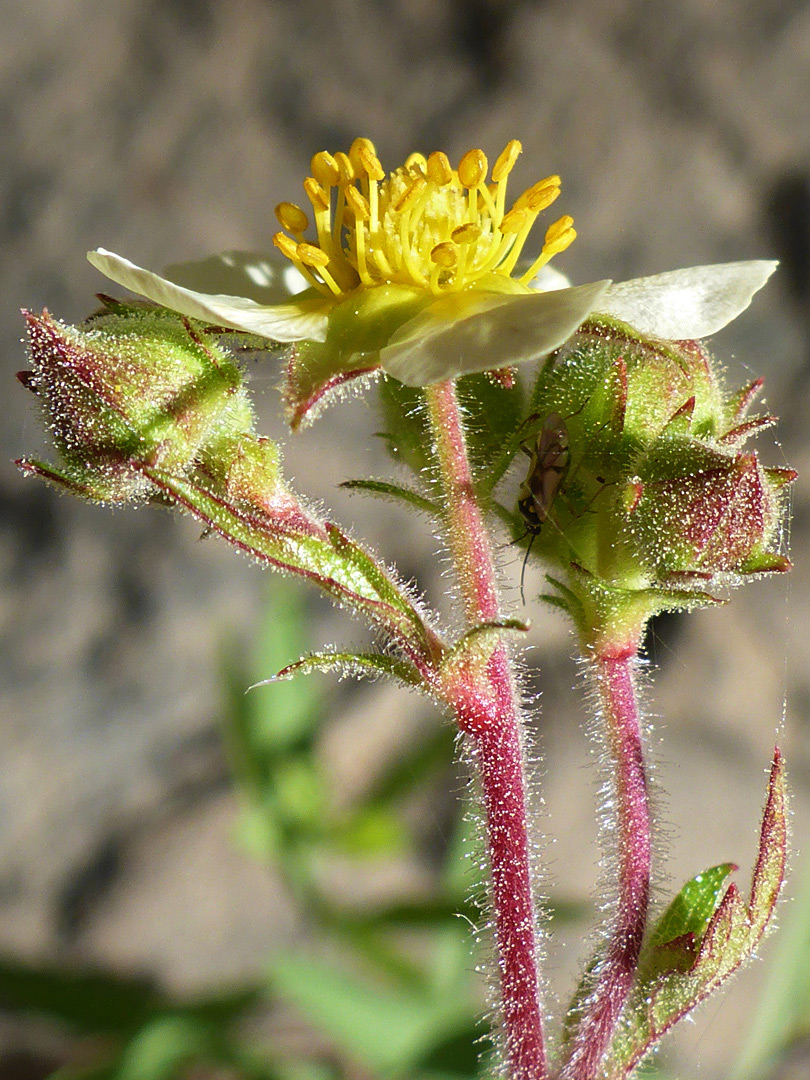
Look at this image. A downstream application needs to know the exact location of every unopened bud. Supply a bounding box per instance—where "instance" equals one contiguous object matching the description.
[18,303,253,502]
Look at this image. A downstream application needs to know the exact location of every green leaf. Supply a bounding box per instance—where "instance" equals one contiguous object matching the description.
[0,957,163,1034]
[599,750,788,1079]
[0,956,257,1031]
[362,722,456,810]
[331,804,410,856]
[112,1016,213,1080]
[650,863,737,948]
[222,582,324,794]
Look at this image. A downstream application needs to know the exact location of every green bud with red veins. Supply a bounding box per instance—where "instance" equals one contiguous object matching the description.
[17,301,254,502]
[515,316,794,632]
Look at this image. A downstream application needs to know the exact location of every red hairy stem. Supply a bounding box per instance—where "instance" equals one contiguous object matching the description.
[560,643,652,1080]
[425,380,547,1080]
[426,379,500,623]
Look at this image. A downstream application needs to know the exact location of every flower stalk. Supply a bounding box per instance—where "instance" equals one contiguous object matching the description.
[426,380,546,1080]
[560,640,652,1080]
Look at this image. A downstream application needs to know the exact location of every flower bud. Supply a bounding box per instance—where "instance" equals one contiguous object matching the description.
[628,448,794,580]
[515,319,793,620]
[17,302,253,501]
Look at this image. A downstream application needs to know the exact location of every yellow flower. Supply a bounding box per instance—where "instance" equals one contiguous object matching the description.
[88,138,777,407]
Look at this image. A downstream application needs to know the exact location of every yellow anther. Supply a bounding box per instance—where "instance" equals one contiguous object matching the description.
[514,176,561,213]
[427,151,453,186]
[544,215,575,247]
[458,148,488,189]
[334,152,355,183]
[451,222,482,245]
[358,146,385,182]
[349,137,377,174]
[543,227,576,257]
[394,175,427,213]
[303,177,330,213]
[296,242,331,268]
[273,232,299,260]
[430,242,458,268]
[492,139,522,182]
[405,152,428,171]
[272,232,333,296]
[499,207,529,235]
[311,151,340,188]
[344,185,370,222]
[275,201,309,234]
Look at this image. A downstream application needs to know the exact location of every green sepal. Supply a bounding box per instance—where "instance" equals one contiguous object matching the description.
[737,550,792,575]
[270,650,426,690]
[16,457,105,500]
[457,370,525,479]
[599,750,788,1079]
[375,370,524,491]
[375,378,433,476]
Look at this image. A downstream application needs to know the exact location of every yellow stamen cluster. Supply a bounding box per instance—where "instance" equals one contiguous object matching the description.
[273,138,576,299]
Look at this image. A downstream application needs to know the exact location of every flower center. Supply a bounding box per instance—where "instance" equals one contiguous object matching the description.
[272,138,576,299]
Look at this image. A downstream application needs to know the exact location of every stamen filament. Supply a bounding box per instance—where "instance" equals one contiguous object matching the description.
[499,211,542,276]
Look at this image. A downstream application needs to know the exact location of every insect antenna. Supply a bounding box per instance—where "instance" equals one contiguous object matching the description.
[519,531,538,605]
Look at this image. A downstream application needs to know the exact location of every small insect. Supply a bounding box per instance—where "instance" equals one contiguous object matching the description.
[516,412,571,602]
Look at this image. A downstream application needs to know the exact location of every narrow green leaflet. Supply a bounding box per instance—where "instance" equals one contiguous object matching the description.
[341,478,440,517]
[271,649,425,689]
[142,464,443,671]
[600,750,787,1079]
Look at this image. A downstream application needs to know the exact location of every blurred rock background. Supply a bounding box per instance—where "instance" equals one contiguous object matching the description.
[2,1,809,1077]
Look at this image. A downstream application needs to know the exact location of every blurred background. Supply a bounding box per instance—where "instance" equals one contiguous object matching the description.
[3,1,810,1078]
